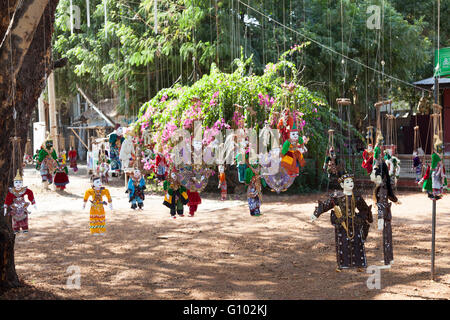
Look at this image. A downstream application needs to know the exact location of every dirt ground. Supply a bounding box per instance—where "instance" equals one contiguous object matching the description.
[1,165,449,300]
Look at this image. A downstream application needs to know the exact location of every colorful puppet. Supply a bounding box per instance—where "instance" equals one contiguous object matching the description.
[281,122,306,177]
[119,133,135,171]
[97,155,110,184]
[324,146,338,176]
[127,168,146,210]
[3,170,37,234]
[235,134,249,183]
[419,136,447,200]
[384,149,401,188]
[54,158,69,191]
[36,134,58,186]
[109,125,125,173]
[59,150,67,166]
[277,108,293,144]
[244,164,266,216]
[218,165,227,201]
[163,169,189,219]
[373,131,384,167]
[311,173,373,272]
[83,176,113,235]
[155,144,168,181]
[68,147,78,173]
[370,160,398,267]
[412,149,423,183]
[361,144,374,175]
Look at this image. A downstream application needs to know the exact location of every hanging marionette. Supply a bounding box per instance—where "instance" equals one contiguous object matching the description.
[4,170,37,234]
[97,154,110,184]
[323,146,338,176]
[419,136,447,200]
[373,131,384,167]
[281,121,306,177]
[59,150,67,166]
[36,133,59,187]
[218,164,227,201]
[83,176,113,235]
[370,160,398,267]
[277,107,293,144]
[362,144,374,175]
[127,167,146,210]
[53,157,69,191]
[244,161,266,217]
[412,149,423,183]
[235,132,249,184]
[412,126,423,182]
[109,124,125,174]
[383,149,401,189]
[183,127,211,217]
[33,148,40,165]
[155,144,168,181]
[311,172,373,272]
[119,131,135,170]
[68,146,78,173]
[163,167,189,219]
[323,129,338,176]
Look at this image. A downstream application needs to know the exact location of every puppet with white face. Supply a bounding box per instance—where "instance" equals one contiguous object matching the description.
[127,168,146,210]
[4,170,37,234]
[280,122,306,177]
[218,165,227,200]
[312,173,373,271]
[83,176,113,235]
[163,167,189,219]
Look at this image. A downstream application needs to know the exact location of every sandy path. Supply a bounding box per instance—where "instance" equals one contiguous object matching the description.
[3,165,450,300]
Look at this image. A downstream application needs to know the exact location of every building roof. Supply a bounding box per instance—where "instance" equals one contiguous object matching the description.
[413,76,450,89]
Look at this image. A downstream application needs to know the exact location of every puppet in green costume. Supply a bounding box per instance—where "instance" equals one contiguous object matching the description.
[163,168,189,218]
[244,163,267,216]
[280,122,307,177]
[36,134,58,186]
[419,136,447,200]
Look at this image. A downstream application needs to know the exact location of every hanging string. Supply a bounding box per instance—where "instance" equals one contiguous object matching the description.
[104,0,108,39]
[154,0,158,34]
[236,0,431,92]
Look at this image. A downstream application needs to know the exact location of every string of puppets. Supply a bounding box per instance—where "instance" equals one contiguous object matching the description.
[7,97,446,274]
[317,98,401,272]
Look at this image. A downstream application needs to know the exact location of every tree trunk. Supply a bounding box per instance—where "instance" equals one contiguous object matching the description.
[0,0,59,292]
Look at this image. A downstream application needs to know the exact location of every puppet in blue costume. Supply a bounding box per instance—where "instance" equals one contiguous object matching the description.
[244,162,267,216]
[109,125,125,172]
[127,168,146,210]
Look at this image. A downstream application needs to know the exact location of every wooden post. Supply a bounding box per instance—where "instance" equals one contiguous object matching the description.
[38,92,46,125]
[48,72,58,154]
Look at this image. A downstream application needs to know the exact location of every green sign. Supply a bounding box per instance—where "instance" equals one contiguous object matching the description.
[434,47,450,77]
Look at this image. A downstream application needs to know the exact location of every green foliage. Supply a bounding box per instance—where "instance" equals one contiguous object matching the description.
[134,51,362,191]
[52,0,433,123]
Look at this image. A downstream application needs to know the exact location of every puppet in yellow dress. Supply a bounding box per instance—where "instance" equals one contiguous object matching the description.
[83,176,113,235]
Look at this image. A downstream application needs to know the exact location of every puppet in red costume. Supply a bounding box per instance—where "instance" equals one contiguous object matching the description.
[277,108,294,144]
[68,147,78,172]
[362,143,374,175]
[154,144,168,181]
[4,170,37,234]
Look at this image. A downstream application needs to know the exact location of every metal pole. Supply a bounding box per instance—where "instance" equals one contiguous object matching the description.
[431,198,436,280]
[431,0,440,281]
[431,76,439,281]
